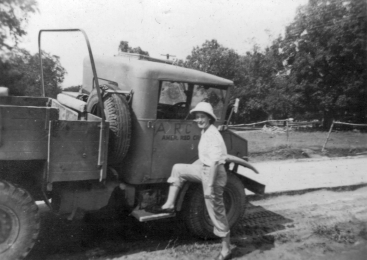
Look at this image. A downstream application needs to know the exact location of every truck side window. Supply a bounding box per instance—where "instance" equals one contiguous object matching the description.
[190,85,226,120]
[157,81,189,119]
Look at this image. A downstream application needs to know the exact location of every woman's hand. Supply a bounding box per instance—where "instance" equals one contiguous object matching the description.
[204,186,214,200]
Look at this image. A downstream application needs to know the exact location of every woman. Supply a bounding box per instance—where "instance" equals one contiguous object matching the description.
[148,102,232,260]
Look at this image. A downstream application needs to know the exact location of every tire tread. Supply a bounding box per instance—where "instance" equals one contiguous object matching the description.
[0,180,40,260]
[86,88,132,165]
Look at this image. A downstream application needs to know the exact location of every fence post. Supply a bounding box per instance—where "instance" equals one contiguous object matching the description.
[286,120,289,147]
[322,120,335,152]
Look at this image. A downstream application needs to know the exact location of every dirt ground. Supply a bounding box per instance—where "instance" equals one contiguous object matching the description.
[26,186,367,260]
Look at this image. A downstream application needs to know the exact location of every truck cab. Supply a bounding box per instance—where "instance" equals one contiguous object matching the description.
[82,53,248,184]
[79,52,264,236]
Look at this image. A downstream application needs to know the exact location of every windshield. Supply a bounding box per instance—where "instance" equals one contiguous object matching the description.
[157,81,227,120]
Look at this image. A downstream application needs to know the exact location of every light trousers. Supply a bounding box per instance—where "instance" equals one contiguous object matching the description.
[167,162,230,238]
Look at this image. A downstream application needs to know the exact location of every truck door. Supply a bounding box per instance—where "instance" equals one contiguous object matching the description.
[151,81,201,181]
[151,120,200,180]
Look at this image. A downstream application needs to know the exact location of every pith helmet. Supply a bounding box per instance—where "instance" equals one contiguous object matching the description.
[190,102,217,121]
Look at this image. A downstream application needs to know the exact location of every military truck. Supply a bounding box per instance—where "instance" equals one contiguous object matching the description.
[0,29,264,259]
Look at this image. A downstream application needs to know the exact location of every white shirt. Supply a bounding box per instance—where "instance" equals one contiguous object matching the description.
[198,124,227,167]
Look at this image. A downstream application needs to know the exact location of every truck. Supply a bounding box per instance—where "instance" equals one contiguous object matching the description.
[0,29,264,260]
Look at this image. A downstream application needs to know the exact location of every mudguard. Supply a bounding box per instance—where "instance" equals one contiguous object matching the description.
[231,171,265,195]
[225,154,265,195]
[225,154,259,174]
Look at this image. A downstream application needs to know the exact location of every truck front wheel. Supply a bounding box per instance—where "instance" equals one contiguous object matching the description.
[0,181,40,260]
[182,173,246,239]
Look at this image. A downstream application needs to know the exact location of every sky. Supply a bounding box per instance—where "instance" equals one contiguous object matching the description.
[19,0,308,88]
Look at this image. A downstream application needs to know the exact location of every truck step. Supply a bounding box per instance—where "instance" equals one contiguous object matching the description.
[131,209,175,222]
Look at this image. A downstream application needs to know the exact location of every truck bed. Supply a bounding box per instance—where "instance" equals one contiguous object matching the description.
[0,97,58,160]
[0,96,109,182]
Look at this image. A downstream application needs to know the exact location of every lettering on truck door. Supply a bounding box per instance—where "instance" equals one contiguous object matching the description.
[151,120,200,181]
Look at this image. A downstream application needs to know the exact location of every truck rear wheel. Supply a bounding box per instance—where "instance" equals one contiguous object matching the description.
[87,89,132,165]
[0,181,40,260]
[182,173,246,239]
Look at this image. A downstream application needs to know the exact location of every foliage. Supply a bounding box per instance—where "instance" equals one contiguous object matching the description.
[184,39,292,123]
[0,48,65,98]
[184,0,366,126]
[281,0,367,126]
[184,40,247,123]
[0,0,38,52]
[185,40,240,84]
[235,42,295,122]
[0,0,64,99]
[118,41,149,56]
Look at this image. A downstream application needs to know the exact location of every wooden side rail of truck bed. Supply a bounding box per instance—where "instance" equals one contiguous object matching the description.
[0,95,109,183]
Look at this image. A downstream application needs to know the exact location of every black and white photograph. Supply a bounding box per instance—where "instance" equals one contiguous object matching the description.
[0,0,366,259]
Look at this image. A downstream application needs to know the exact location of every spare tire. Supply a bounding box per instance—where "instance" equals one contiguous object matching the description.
[86,87,132,165]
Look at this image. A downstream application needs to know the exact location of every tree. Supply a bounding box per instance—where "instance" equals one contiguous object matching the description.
[118,41,149,56]
[0,48,65,98]
[236,41,295,122]
[0,1,65,99]
[184,40,268,122]
[281,0,367,126]
[184,39,294,123]
[0,0,38,52]
[185,40,240,84]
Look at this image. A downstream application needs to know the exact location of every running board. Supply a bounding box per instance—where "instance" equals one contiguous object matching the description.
[131,209,175,222]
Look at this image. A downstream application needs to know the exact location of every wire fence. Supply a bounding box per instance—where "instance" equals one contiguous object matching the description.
[228,119,367,152]
[229,119,321,129]
[322,121,367,151]
[229,119,322,147]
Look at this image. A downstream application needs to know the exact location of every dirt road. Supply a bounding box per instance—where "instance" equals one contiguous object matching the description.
[243,156,367,194]
[26,156,367,260]
[26,185,367,260]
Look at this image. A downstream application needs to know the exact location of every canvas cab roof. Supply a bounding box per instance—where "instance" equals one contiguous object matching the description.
[84,53,234,89]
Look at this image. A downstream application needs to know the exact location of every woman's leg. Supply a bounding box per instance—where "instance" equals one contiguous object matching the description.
[162,163,202,209]
[221,233,231,256]
[202,165,231,257]
[161,185,180,209]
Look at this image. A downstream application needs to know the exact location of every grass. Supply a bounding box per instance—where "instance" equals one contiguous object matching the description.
[235,130,367,161]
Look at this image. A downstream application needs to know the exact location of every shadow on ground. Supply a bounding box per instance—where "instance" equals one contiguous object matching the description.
[230,203,293,258]
[26,203,293,259]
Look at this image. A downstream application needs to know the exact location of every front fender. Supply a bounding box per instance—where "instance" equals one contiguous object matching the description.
[225,155,265,194]
[232,170,265,195]
[225,154,259,174]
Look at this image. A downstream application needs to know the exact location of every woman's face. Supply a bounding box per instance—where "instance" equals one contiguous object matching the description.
[195,112,210,130]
